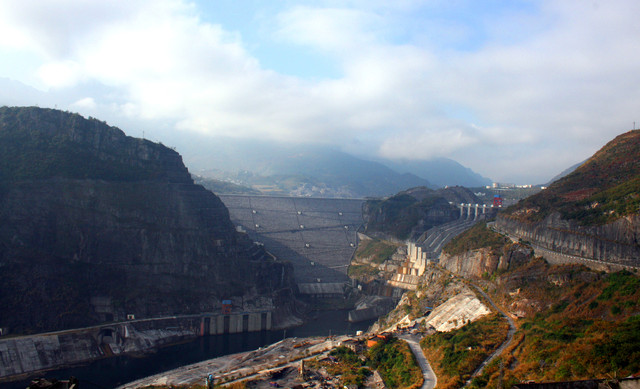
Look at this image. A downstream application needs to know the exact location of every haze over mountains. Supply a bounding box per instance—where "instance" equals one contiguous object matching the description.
[2,1,640,386]
[176,136,490,198]
[1,106,640,386]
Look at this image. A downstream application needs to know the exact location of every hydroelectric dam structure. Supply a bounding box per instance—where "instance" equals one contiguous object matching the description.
[218,195,365,296]
[219,196,495,296]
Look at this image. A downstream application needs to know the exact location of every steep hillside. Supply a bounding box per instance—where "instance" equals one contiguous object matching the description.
[417,222,640,387]
[363,186,478,240]
[496,129,640,265]
[476,263,640,386]
[0,107,294,333]
[505,129,640,225]
[439,223,533,279]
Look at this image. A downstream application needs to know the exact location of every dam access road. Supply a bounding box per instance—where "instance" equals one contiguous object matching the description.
[118,336,352,388]
[118,332,439,389]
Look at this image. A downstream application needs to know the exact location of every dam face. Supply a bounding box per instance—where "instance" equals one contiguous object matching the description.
[219,195,364,289]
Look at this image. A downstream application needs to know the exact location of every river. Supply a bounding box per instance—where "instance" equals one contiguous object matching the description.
[2,310,375,389]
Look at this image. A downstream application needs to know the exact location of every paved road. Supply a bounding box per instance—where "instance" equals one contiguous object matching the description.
[464,284,516,386]
[399,334,437,389]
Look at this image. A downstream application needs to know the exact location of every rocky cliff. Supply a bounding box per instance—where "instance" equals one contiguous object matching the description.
[496,212,640,265]
[496,129,640,267]
[439,243,534,279]
[370,267,491,333]
[0,107,295,334]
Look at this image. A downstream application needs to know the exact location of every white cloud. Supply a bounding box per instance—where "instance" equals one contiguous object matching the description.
[1,0,639,183]
[71,97,96,110]
[36,60,84,88]
[275,6,383,54]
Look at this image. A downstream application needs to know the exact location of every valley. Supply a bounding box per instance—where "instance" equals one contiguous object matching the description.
[1,107,639,389]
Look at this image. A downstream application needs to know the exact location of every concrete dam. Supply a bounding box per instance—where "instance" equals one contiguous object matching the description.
[219,195,364,295]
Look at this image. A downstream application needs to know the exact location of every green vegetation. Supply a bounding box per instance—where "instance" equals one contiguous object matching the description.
[368,337,423,389]
[442,222,510,256]
[308,338,422,389]
[365,190,446,240]
[474,266,640,385]
[564,176,640,225]
[327,346,372,388]
[421,314,509,389]
[365,194,421,240]
[510,311,640,382]
[506,129,640,225]
[355,238,401,264]
[597,270,640,301]
[591,315,640,373]
[0,106,172,183]
[347,264,379,278]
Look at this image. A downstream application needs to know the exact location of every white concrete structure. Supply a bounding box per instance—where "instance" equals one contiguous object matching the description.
[406,242,428,276]
[387,242,430,289]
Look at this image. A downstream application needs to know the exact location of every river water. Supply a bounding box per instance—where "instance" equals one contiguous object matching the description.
[2,310,375,389]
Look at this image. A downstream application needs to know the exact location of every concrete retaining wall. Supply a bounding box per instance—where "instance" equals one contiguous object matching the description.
[201,311,272,335]
[0,312,272,381]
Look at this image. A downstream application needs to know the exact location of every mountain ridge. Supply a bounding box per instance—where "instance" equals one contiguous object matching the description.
[380,157,492,188]
[0,106,294,333]
[175,136,491,197]
[495,128,640,266]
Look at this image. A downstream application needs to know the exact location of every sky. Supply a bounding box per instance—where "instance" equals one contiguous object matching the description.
[1,0,639,184]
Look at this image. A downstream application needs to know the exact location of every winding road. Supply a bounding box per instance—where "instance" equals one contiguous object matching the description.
[399,334,437,389]
[464,284,516,386]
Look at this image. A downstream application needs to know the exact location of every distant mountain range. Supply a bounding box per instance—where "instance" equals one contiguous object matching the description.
[175,137,491,198]
[380,157,491,188]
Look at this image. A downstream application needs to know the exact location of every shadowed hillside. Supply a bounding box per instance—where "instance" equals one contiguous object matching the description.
[0,107,294,333]
[363,186,478,241]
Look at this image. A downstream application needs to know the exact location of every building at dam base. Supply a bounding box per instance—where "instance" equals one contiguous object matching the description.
[200,311,272,335]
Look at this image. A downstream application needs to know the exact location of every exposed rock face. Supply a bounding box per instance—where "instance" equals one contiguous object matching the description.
[439,244,533,279]
[424,292,490,332]
[0,107,295,333]
[496,212,640,266]
[370,267,479,333]
[495,129,640,267]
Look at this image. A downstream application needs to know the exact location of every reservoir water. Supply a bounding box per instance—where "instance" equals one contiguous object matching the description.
[2,310,375,389]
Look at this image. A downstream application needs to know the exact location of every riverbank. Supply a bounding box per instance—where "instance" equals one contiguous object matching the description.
[1,310,374,388]
[118,335,353,388]
[0,316,201,383]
